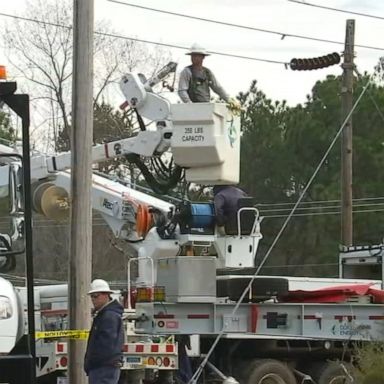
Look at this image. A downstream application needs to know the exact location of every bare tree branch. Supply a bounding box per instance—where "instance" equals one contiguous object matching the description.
[3,0,171,153]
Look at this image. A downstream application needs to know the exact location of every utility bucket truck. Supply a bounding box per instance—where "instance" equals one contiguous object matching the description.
[118,62,384,384]
[1,62,384,384]
[0,62,242,383]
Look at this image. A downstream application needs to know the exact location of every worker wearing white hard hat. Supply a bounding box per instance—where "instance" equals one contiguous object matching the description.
[185,43,211,56]
[84,279,124,384]
[87,278,114,296]
[178,43,230,103]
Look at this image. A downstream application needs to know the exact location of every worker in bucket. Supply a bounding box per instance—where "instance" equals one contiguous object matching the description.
[84,279,124,384]
[178,43,241,113]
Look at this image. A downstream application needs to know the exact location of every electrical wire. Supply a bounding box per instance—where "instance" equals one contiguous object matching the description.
[0,201,381,229]
[259,201,384,213]
[255,196,384,208]
[1,199,384,224]
[0,204,383,228]
[354,67,384,125]
[261,207,384,219]
[0,11,286,65]
[188,73,373,384]
[0,206,382,227]
[0,197,383,226]
[107,0,384,52]
[0,198,384,224]
[287,0,384,21]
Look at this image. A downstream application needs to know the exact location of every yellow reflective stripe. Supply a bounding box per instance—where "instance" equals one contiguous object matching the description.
[35,330,89,339]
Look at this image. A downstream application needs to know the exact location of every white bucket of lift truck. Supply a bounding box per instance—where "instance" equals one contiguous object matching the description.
[170,102,240,185]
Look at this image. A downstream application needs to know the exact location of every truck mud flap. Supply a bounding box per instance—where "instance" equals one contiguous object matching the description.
[217,276,289,302]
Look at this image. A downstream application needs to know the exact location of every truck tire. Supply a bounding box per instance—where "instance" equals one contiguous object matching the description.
[245,359,296,384]
[307,361,354,384]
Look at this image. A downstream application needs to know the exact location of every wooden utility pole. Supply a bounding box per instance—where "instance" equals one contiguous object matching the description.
[341,19,355,246]
[68,1,94,383]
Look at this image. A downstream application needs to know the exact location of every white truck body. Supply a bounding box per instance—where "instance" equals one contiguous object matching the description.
[2,63,382,383]
[0,278,24,354]
[0,279,178,382]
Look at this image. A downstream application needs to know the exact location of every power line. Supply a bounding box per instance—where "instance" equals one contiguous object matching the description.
[0,198,384,224]
[1,200,384,223]
[354,67,384,127]
[261,207,384,219]
[255,196,384,208]
[0,205,383,226]
[107,0,384,52]
[259,201,384,213]
[288,0,384,21]
[0,12,70,30]
[0,11,286,65]
[98,31,286,65]
[0,196,383,225]
[187,77,373,384]
[253,76,372,269]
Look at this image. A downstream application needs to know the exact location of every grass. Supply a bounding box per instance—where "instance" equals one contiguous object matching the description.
[352,341,384,384]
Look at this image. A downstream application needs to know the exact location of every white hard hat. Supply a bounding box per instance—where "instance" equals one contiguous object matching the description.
[88,279,114,294]
[186,43,210,56]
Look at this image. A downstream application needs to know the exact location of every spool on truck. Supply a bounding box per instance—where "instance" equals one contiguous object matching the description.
[1,62,384,384]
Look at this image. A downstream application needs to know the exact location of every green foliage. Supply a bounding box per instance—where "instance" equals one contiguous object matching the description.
[353,341,384,383]
[93,101,136,142]
[57,100,135,152]
[239,80,290,201]
[238,73,384,276]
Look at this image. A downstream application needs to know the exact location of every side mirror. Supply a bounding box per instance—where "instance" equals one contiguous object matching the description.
[9,161,24,216]
[0,154,25,272]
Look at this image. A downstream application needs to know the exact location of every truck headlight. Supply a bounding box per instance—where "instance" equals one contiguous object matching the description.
[0,296,13,319]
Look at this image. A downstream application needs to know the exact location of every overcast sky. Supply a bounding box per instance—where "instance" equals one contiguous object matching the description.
[1,0,384,106]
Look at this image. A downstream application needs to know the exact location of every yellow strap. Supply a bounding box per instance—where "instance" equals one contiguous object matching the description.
[35,329,89,340]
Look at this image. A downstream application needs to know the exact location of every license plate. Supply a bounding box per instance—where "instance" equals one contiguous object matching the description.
[126,356,142,364]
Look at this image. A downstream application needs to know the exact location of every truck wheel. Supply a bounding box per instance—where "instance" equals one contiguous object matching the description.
[308,361,354,384]
[246,359,296,384]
